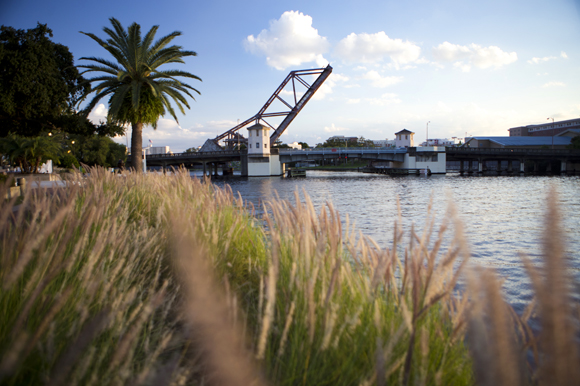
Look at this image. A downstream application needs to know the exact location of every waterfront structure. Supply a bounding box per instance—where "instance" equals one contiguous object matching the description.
[508,118,580,137]
[390,147,447,174]
[395,129,414,148]
[465,136,572,149]
[246,123,283,176]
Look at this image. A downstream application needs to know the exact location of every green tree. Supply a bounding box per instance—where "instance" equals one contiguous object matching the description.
[78,18,201,171]
[298,141,310,149]
[0,24,88,137]
[568,136,580,149]
[0,133,62,173]
[69,134,126,167]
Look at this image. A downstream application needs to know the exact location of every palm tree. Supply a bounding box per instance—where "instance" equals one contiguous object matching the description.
[78,18,201,171]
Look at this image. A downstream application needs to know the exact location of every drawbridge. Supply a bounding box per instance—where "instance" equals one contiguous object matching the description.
[200,65,333,151]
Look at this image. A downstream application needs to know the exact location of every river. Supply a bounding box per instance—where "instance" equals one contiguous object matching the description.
[203,171,580,311]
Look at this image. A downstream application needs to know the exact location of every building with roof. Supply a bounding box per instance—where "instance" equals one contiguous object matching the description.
[395,129,414,148]
[508,118,580,137]
[465,136,572,149]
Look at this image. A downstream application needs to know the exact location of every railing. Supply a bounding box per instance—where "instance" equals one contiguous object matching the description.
[278,147,408,154]
[140,150,246,159]
[448,147,580,155]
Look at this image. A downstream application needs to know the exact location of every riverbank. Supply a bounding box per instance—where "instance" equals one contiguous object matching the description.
[1,168,577,385]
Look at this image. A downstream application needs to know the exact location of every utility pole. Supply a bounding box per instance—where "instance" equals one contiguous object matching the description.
[547,117,554,149]
[426,121,430,147]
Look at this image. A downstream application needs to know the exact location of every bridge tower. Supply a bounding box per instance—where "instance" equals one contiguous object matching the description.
[246,123,283,176]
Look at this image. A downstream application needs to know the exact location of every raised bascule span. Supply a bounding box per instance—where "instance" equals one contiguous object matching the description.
[200,65,333,152]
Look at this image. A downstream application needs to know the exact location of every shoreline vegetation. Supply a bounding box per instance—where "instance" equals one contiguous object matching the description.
[0,168,578,385]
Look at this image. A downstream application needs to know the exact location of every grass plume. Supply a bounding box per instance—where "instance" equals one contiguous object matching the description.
[0,168,577,385]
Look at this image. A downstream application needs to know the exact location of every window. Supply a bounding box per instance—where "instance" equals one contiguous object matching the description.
[249,144,252,149]
[265,144,268,148]
[256,142,260,148]
[405,135,408,140]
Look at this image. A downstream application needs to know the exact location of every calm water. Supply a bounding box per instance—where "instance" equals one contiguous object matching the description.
[205,171,580,311]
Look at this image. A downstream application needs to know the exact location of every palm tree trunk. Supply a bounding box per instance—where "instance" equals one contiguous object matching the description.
[131,122,143,172]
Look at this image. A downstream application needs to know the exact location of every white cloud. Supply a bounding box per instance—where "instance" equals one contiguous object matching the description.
[362,71,403,88]
[432,42,517,70]
[528,51,567,64]
[88,103,108,124]
[324,123,348,133]
[543,81,565,88]
[334,32,421,65]
[244,11,329,70]
[528,56,557,64]
[347,99,361,104]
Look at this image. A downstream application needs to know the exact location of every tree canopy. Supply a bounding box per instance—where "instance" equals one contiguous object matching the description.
[79,18,201,171]
[0,23,88,137]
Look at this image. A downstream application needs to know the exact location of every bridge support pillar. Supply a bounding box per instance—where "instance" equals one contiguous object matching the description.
[520,160,525,173]
[496,160,501,174]
[202,162,207,177]
[478,159,483,173]
[534,161,539,173]
[561,160,567,173]
[459,160,464,174]
[507,160,513,173]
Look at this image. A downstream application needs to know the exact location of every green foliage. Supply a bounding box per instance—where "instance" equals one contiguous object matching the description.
[79,17,202,170]
[184,147,198,153]
[59,153,80,169]
[0,23,88,137]
[0,132,62,172]
[568,135,580,149]
[69,134,126,167]
[298,141,310,148]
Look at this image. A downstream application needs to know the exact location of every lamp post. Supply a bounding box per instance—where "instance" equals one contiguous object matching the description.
[426,121,430,147]
[547,117,554,149]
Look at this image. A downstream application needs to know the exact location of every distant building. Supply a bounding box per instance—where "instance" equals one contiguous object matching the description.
[327,135,358,144]
[465,136,572,149]
[148,146,170,155]
[394,129,414,148]
[288,141,302,150]
[421,137,462,147]
[508,118,580,137]
[372,139,395,147]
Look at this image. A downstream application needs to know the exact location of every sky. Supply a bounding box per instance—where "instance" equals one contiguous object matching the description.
[2,0,580,151]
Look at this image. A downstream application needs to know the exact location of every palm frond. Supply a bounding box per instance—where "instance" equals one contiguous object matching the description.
[78,56,122,72]
[149,31,182,56]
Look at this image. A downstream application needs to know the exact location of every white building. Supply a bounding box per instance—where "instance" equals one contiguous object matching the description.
[246,123,283,176]
[422,137,462,147]
[394,129,414,148]
[147,146,171,155]
[288,141,302,150]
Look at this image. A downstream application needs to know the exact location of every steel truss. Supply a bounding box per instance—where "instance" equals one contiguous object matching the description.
[214,65,332,149]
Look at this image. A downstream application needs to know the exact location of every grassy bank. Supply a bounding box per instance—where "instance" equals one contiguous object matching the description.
[0,169,577,385]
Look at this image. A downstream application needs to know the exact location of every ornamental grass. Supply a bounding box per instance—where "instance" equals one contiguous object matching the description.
[0,168,577,385]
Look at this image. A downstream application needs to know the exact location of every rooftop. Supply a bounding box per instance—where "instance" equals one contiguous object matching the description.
[467,136,572,146]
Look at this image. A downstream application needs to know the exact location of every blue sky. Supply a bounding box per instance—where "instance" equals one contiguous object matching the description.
[2,0,579,151]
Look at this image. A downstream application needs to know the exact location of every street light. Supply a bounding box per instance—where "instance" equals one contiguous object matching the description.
[547,117,554,149]
[426,121,430,147]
